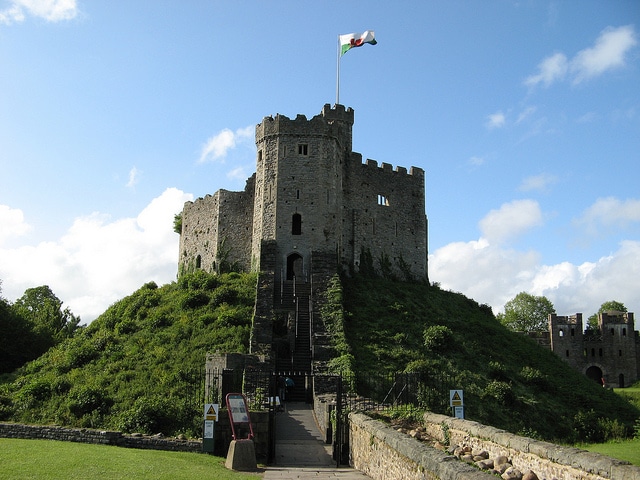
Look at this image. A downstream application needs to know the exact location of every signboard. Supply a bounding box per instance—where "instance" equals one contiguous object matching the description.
[454,406,465,419]
[225,393,254,440]
[202,403,218,454]
[204,403,219,422]
[449,390,464,407]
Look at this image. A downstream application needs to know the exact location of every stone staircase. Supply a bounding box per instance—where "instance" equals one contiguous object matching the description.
[275,281,311,402]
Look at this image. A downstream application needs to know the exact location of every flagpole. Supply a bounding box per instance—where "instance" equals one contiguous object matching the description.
[336,35,340,105]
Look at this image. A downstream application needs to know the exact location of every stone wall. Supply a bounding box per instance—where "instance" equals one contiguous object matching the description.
[421,412,640,480]
[349,413,494,479]
[0,422,201,452]
[0,411,271,463]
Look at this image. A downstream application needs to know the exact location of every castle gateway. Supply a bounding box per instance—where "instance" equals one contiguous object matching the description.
[178,104,428,283]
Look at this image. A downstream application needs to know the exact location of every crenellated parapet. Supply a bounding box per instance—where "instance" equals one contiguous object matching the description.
[255,104,353,144]
[361,158,425,179]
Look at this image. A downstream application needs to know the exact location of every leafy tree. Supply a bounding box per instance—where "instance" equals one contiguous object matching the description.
[13,286,81,346]
[586,300,627,332]
[497,292,555,332]
[173,213,182,234]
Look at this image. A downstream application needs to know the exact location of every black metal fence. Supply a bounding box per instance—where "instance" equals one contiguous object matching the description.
[335,370,459,415]
[185,368,457,415]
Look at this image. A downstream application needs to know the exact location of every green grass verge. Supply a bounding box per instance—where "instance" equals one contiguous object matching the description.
[0,438,261,480]
[581,438,640,466]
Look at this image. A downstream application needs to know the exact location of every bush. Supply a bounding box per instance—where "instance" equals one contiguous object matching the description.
[68,385,111,418]
[210,286,238,306]
[423,325,453,353]
[179,291,209,309]
[117,396,190,436]
[483,380,515,406]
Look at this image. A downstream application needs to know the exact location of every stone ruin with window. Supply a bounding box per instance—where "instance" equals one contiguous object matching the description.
[177,104,427,370]
[548,310,640,388]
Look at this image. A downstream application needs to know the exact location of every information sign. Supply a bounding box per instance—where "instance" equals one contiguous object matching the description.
[225,393,254,440]
[449,389,464,407]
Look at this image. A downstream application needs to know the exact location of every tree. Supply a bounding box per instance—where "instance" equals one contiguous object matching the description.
[497,292,555,332]
[586,300,627,332]
[13,286,81,346]
[173,213,182,234]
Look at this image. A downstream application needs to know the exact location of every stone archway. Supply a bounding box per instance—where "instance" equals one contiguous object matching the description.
[286,253,303,281]
[585,365,603,385]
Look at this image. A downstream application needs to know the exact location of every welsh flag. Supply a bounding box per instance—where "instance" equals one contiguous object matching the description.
[339,31,377,56]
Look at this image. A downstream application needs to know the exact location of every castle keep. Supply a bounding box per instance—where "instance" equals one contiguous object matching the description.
[179,104,427,374]
[178,104,427,283]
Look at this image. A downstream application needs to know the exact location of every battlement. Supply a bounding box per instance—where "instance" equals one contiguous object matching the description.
[362,158,424,178]
[600,311,634,326]
[549,313,583,326]
[255,104,353,141]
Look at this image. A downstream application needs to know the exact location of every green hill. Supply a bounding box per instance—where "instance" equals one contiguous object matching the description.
[0,271,638,444]
[339,276,639,442]
[0,271,256,436]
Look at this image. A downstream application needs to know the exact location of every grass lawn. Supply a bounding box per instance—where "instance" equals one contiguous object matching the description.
[0,439,263,480]
[581,438,640,466]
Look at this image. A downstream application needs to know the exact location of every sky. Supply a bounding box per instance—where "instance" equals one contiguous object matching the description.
[1,0,639,324]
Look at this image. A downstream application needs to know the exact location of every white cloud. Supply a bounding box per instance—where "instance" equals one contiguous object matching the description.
[0,205,32,245]
[429,238,640,318]
[486,111,506,129]
[571,25,637,84]
[479,199,543,244]
[524,52,568,88]
[468,156,485,167]
[516,106,537,124]
[0,0,77,24]
[126,166,140,188]
[524,25,637,88]
[573,197,640,236]
[198,125,253,164]
[519,173,558,192]
[0,188,193,322]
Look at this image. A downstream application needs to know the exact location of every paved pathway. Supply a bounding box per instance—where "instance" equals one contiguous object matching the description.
[262,402,370,479]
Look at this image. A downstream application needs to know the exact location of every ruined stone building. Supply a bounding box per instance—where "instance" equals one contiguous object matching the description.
[548,311,640,387]
[178,104,427,379]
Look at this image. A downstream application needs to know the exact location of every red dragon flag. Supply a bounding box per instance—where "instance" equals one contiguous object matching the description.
[339,31,377,56]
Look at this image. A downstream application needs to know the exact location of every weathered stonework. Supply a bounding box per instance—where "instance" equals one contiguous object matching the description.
[421,412,640,480]
[548,311,640,387]
[178,104,428,282]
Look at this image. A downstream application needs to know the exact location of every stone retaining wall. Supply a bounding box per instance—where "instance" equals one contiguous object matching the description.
[422,412,640,480]
[1,411,271,462]
[0,422,201,452]
[349,413,494,479]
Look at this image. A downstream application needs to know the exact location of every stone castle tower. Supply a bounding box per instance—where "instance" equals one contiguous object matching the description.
[178,104,428,284]
[548,311,640,388]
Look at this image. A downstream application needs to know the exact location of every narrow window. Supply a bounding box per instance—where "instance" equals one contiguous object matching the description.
[611,328,615,335]
[377,194,388,206]
[619,350,623,357]
[298,144,308,155]
[296,189,300,200]
[571,328,575,336]
[591,348,595,357]
[599,348,603,357]
[258,150,263,163]
[195,255,202,269]
[283,145,287,157]
[623,328,627,336]
[558,330,564,337]
[292,213,302,235]
[565,350,570,357]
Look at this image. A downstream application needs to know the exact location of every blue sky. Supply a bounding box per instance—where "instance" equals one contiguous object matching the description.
[1,0,639,323]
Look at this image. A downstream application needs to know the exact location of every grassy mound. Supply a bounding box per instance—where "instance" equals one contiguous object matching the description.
[340,275,639,443]
[0,271,256,437]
